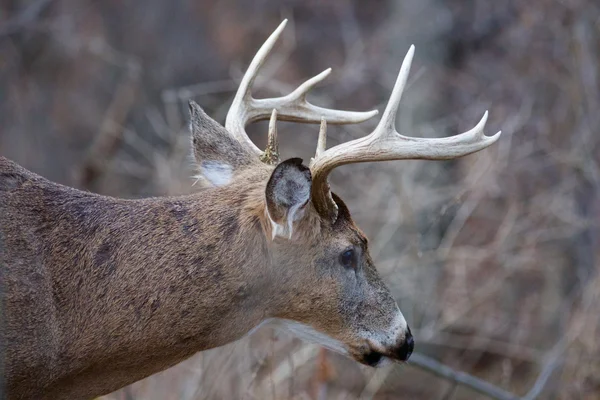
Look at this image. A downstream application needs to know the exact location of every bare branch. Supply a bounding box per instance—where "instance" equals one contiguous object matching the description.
[0,0,53,38]
[522,336,567,400]
[409,353,519,400]
[77,49,141,189]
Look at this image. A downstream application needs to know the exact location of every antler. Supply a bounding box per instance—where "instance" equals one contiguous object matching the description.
[309,45,502,221]
[225,19,378,161]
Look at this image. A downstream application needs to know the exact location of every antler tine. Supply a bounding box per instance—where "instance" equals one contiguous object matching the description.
[376,45,415,136]
[225,20,288,155]
[225,19,379,159]
[250,69,379,125]
[310,45,502,221]
[315,117,327,159]
[260,109,280,165]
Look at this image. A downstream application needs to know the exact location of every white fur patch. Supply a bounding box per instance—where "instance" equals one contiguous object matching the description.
[265,206,290,240]
[200,161,233,186]
[265,207,283,240]
[265,204,307,240]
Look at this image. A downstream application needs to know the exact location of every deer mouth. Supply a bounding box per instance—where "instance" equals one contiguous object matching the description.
[356,332,414,367]
[355,345,396,367]
[361,350,386,367]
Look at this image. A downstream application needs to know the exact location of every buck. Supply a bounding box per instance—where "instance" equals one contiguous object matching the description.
[0,20,500,400]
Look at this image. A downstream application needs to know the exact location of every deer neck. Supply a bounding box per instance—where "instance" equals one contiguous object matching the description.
[11,172,276,397]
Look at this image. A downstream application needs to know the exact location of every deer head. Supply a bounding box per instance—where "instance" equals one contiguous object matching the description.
[189,19,500,367]
[1,19,503,399]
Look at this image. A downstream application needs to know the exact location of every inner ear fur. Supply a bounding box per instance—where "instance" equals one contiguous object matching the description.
[188,101,258,185]
[265,158,312,239]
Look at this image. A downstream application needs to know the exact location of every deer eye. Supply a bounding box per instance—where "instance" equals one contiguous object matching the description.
[339,248,357,269]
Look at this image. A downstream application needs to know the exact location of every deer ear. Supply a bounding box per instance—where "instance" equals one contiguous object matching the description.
[188,100,255,186]
[265,158,312,239]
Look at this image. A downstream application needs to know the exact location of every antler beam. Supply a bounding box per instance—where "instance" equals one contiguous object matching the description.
[225,19,379,158]
[309,45,502,221]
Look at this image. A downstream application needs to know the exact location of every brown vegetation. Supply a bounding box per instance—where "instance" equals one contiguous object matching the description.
[1,0,598,398]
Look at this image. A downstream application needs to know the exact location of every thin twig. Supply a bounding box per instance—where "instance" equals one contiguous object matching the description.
[0,0,53,38]
[409,353,519,400]
[78,61,140,188]
[413,330,545,365]
[358,365,393,400]
[440,381,458,400]
[522,341,564,400]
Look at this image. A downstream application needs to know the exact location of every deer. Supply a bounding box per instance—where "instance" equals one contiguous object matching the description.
[0,20,501,400]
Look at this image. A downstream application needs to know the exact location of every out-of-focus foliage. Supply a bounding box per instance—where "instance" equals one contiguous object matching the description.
[1,0,598,398]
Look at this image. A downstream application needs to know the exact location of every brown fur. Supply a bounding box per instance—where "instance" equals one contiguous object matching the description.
[1,109,411,399]
[1,157,274,398]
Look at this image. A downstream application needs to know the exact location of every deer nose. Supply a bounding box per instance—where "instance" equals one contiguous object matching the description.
[396,327,414,361]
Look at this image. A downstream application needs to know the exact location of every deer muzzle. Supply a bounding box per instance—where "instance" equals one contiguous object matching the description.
[361,325,414,367]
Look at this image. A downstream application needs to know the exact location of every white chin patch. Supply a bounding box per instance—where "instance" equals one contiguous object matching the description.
[200,161,233,186]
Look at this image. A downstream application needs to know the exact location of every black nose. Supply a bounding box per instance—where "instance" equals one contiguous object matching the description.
[397,327,414,361]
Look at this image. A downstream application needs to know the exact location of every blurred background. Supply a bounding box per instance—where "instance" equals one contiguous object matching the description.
[1,0,599,399]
